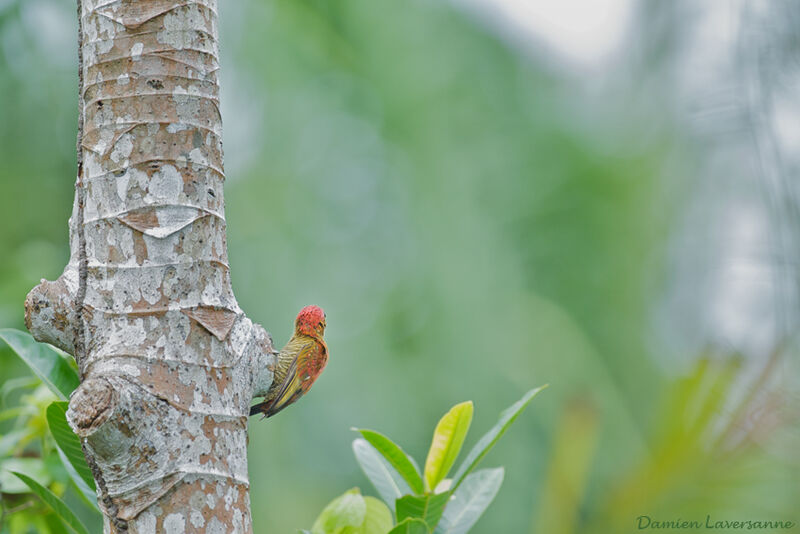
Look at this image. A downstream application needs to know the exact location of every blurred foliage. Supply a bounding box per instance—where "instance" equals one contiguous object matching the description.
[535,355,799,534]
[0,334,101,534]
[0,0,798,532]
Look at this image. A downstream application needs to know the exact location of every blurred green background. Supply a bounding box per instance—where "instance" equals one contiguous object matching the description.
[1,0,798,533]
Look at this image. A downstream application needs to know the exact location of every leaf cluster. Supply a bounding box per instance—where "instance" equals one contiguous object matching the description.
[307,386,546,534]
[0,329,100,534]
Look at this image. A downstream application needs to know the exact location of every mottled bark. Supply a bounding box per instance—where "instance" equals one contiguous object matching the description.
[24,1,275,532]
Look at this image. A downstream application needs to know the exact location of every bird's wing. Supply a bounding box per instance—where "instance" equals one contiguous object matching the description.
[261,339,318,417]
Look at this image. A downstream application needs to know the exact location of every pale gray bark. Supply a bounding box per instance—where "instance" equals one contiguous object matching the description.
[24,1,275,532]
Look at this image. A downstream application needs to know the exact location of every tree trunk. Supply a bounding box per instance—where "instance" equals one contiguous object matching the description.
[24,1,275,531]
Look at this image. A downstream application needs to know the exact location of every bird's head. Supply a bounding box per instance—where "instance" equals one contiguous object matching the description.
[295,305,326,338]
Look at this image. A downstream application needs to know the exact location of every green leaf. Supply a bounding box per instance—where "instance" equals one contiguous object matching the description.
[353,429,424,495]
[0,458,51,493]
[0,329,79,400]
[9,471,90,534]
[55,447,99,512]
[434,468,503,534]
[388,518,429,534]
[311,488,367,534]
[424,401,473,492]
[451,386,546,490]
[341,497,394,534]
[395,493,450,531]
[353,438,412,511]
[47,401,96,492]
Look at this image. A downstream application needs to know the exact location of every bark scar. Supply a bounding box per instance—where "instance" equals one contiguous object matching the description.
[182,305,238,340]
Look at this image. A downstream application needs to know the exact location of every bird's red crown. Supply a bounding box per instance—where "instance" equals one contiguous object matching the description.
[295,305,326,337]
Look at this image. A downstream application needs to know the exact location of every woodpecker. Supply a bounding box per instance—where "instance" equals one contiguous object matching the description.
[250,305,328,418]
